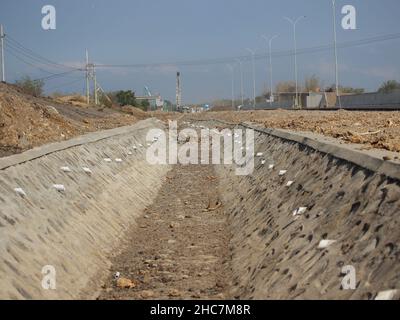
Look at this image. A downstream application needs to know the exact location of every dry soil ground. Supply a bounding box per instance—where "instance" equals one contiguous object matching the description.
[187,110,400,153]
[98,163,233,300]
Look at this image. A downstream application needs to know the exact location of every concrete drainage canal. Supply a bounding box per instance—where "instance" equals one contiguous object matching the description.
[0,118,399,300]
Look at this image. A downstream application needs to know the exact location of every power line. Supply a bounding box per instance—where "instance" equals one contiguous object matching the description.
[5,34,83,71]
[34,70,82,82]
[94,32,400,69]
[6,46,84,83]
[5,41,66,72]
[5,47,59,75]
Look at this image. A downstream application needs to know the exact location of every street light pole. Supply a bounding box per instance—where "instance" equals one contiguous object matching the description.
[227,64,235,110]
[236,58,244,107]
[332,0,341,107]
[262,35,278,106]
[246,48,256,109]
[284,16,306,108]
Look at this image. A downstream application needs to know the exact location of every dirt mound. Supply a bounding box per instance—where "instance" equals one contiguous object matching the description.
[55,95,89,108]
[119,105,148,119]
[0,83,146,157]
[0,86,79,155]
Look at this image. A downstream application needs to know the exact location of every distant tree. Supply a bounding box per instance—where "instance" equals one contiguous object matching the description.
[115,90,136,106]
[325,85,364,94]
[275,81,297,93]
[340,86,365,94]
[15,76,44,97]
[304,75,321,93]
[378,80,400,93]
[140,99,150,111]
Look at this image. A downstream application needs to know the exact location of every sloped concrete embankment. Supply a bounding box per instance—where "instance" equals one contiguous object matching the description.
[0,119,170,299]
[216,126,400,300]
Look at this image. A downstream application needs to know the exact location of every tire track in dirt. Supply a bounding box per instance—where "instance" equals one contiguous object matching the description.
[98,164,233,300]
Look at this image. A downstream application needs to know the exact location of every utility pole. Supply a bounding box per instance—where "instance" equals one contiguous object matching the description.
[176,72,182,111]
[332,0,342,108]
[246,48,256,110]
[284,16,306,109]
[85,49,98,105]
[227,64,235,110]
[85,49,90,104]
[1,24,5,82]
[93,67,98,105]
[236,58,244,107]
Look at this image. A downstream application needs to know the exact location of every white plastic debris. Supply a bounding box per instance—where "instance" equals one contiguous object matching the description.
[104,158,112,163]
[375,290,398,300]
[53,184,66,192]
[268,164,275,170]
[113,271,121,280]
[286,181,294,187]
[115,158,123,163]
[318,240,337,249]
[61,166,72,173]
[279,170,287,176]
[293,207,307,216]
[14,187,27,197]
[82,167,92,174]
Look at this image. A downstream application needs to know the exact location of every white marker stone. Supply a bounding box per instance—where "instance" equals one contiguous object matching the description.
[293,207,307,216]
[286,181,294,187]
[318,240,337,249]
[256,152,263,157]
[104,158,112,163]
[115,158,123,163]
[53,184,66,192]
[268,164,275,170]
[14,187,27,197]
[127,151,133,155]
[133,146,137,150]
[375,290,398,300]
[61,166,72,173]
[82,167,92,174]
[261,160,266,165]
[279,170,287,176]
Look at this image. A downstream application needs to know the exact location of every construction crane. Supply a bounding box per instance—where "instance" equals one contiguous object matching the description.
[136,86,164,111]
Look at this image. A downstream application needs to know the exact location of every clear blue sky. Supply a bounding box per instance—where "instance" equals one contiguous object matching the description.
[1,0,399,103]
